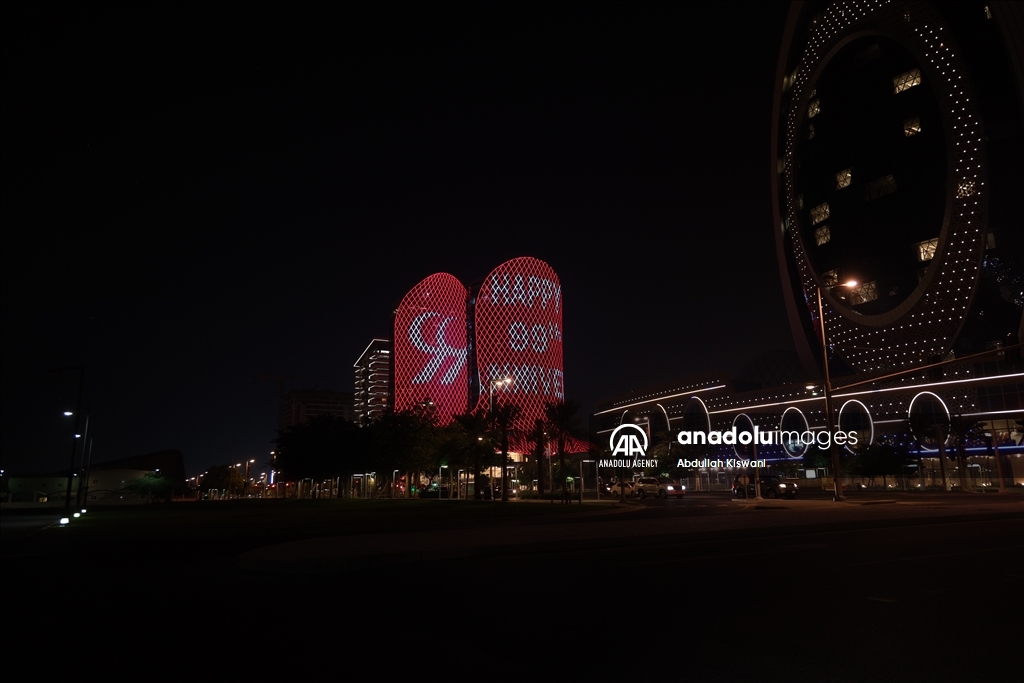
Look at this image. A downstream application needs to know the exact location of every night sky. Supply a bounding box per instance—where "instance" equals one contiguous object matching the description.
[1,1,793,477]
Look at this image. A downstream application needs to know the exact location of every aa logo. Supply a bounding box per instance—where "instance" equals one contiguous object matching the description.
[609,424,648,457]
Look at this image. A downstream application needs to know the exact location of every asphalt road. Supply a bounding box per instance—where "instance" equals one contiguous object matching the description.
[3,496,1020,681]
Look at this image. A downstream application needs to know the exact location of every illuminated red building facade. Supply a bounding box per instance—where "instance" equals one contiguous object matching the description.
[392,257,583,453]
[473,257,565,447]
[392,272,470,425]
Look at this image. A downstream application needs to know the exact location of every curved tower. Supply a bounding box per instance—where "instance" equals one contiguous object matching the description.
[771,0,1024,376]
[392,272,470,424]
[473,257,566,447]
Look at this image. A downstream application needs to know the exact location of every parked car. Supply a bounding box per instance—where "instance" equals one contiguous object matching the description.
[606,481,634,497]
[732,474,798,499]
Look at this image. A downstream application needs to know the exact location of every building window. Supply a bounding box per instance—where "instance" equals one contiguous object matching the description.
[797,193,804,210]
[904,117,921,136]
[915,238,938,261]
[835,168,852,189]
[822,269,838,286]
[893,68,922,93]
[957,181,977,198]
[815,225,831,246]
[808,99,821,118]
[851,281,879,304]
[865,175,897,200]
[810,202,829,224]
[808,123,815,140]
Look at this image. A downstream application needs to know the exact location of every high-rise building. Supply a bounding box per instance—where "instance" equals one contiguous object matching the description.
[279,389,354,430]
[353,338,391,425]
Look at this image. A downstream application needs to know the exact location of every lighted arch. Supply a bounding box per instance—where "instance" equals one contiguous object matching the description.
[838,399,874,454]
[908,391,951,452]
[779,406,810,457]
[732,413,756,459]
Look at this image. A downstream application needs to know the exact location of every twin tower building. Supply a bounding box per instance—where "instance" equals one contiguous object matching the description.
[392,256,571,452]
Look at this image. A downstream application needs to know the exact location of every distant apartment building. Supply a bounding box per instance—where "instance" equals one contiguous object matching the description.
[354,338,391,425]
[279,389,355,429]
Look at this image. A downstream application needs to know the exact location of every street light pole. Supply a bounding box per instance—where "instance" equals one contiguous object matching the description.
[62,367,85,522]
[488,377,511,501]
[816,281,857,502]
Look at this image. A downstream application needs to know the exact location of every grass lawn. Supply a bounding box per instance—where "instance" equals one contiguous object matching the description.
[38,497,623,542]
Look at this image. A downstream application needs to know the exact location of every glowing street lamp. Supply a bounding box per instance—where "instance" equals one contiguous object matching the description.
[487,376,512,414]
[488,377,512,501]
[816,280,858,502]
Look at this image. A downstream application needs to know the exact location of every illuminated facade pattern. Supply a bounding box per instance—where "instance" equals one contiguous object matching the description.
[892,68,922,93]
[774,0,991,374]
[392,273,470,425]
[389,259,583,454]
[474,257,575,451]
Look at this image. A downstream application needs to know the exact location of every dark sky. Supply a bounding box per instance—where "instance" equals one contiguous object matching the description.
[1,1,793,477]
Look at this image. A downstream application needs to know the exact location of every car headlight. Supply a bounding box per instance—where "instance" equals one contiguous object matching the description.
[681,486,686,490]
[666,486,674,491]
[779,483,787,488]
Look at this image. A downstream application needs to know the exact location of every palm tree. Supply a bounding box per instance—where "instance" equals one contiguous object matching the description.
[452,409,494,500]
[908,414,950,490]
[544,399,585,500]
[948,415,984,491]
[491,403,520,502]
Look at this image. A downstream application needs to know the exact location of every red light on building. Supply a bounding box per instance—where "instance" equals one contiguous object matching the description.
[393,273,470,424]
[473,257,565,445]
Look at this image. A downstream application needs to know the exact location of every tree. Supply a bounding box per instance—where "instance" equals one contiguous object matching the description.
[647,430,676,475]
[450,409,495,500]
[363,405,442,496]
[544,399,586,498]
[850,443,912,489]
[908,414,951,490]
[491,403,521,502]
[948,415,984,491]
[123,471,175,503]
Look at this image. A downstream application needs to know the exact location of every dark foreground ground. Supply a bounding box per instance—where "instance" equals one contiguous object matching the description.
[4,493,1021,681]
